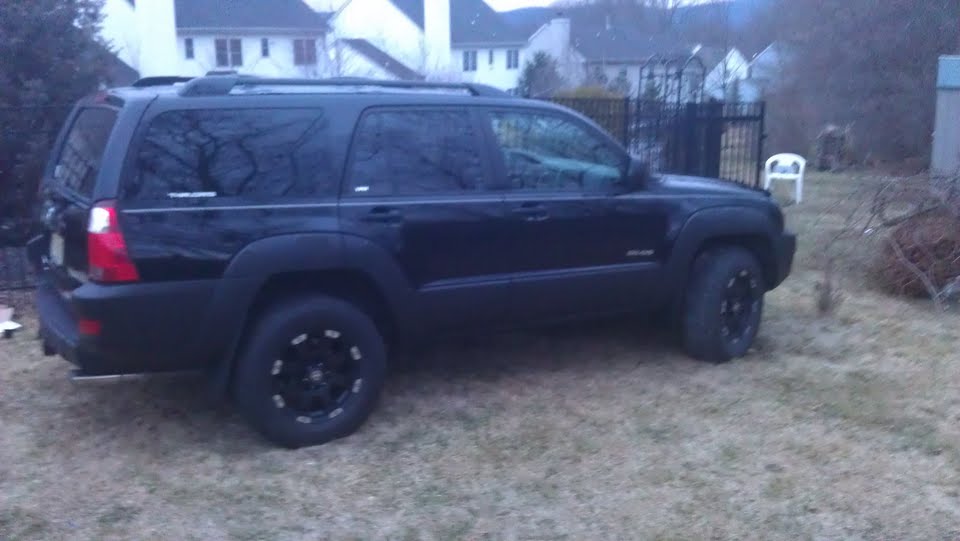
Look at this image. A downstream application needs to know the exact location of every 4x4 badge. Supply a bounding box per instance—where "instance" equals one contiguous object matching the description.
[626,249,655,257]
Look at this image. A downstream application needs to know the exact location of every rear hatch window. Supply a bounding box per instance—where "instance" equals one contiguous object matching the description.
[53,107,118,198]
[40,106,120,285]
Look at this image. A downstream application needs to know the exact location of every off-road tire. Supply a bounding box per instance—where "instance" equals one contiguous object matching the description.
[233,295,387,448]
[683,247,765,363]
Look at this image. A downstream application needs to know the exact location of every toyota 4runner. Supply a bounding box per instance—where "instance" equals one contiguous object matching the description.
[29,76,795,448]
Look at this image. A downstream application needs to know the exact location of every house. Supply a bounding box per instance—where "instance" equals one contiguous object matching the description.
[325,0,451,80]
[739,41,792,102]
[100,0,330,78]
[327,0,532,87]
[100,0,760,98]
[695,46,750,101]
[502,5,754,100]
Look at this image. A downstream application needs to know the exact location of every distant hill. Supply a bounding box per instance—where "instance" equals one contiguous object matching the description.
[674,0,771,31]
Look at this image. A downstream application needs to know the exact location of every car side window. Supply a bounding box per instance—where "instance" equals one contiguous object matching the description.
[127,108,337,201]
[488,111,625,193]
[345,108,486,196]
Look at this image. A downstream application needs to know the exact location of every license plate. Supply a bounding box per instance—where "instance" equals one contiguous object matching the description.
[50,233,65,266]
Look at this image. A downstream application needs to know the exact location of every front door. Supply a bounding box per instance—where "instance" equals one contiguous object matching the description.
[482,108,669,323]
[338,106,511,333]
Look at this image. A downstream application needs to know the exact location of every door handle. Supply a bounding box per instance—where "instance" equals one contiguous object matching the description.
[362,206,403,224]
[512,203,549,222]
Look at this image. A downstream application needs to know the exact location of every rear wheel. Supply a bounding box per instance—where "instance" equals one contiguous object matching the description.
[234,295,387,448]
[683,247,764,363]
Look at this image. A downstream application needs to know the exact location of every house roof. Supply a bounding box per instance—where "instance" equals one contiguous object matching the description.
[341,38,423,81]
[503,5,690,63]
[692,46,728,72]
[388,0,527,46]
[174,0,329,31]
[388,0,424,28]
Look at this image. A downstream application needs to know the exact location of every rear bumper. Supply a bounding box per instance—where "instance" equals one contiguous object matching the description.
[35,275,222,376]
[771,231,797,288]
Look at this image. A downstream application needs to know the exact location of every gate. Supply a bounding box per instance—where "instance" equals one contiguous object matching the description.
[547,98,766,187]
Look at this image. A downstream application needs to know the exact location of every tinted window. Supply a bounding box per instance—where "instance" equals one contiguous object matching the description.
[54,107,118,198]
[489,111,624,192]
[346,109,486,196]
[128,108,336,200]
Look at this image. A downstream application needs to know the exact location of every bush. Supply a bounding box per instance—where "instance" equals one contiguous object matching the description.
[876,211,960,298]
[0,0,111,241]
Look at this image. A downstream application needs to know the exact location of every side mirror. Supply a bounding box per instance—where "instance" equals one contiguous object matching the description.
[624,158,650,191]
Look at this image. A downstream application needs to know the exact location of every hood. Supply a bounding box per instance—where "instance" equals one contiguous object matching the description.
[653,174,769,199]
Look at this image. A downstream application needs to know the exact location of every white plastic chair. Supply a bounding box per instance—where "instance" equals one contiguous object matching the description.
[764,153,806,203]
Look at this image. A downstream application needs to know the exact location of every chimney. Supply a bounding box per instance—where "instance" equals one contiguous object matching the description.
[423,0,451,74]
[550,13,571,65]
[136,0,180,76]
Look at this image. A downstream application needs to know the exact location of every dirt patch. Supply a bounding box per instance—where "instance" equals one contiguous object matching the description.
[1,173,959,540]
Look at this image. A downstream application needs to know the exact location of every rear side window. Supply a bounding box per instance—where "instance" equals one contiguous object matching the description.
[345,108,486,196]
[127,108,336,201]
[54,107,118,198]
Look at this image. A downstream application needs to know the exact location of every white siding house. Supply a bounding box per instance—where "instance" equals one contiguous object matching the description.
[326,0,530,88]
[700,47,750,101]
[740,42,792,102]
[330,0,426,74]
[99,0,330,79]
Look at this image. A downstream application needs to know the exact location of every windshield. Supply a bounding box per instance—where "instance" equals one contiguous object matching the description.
[52,107,118,199]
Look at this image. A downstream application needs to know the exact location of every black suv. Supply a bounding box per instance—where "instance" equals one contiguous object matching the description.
[29,76,795,448]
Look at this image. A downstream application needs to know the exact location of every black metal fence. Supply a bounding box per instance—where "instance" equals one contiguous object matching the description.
[0,105,72,293]
[0,247,35,292]
[548,98,766,186]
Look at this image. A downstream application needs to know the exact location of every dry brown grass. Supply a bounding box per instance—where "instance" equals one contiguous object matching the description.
[2,173,960,540]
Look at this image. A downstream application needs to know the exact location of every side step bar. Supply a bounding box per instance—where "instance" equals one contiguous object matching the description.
[68,369,197,383]
[69,370,151,383]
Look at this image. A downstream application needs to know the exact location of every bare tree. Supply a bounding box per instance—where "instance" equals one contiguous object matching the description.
[755,0,959,163]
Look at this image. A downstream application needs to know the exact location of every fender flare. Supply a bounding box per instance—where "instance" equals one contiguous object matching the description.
[666,205,779,287]
[201,233,419,396]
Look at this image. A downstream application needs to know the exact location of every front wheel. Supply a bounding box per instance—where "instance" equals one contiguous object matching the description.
[233,295,387,448]
[683,247,765,363]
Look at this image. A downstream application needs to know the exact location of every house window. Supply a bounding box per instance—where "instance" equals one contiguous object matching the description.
[184,38,194,60]
[261,38,270,58]
[293,39,317,66]
[506,49,519,70]
[215,38,243,67]
[462,50,477,72]
[488,50,494,65]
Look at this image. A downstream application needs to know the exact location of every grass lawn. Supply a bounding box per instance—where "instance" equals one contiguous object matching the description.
[2,173,959,540]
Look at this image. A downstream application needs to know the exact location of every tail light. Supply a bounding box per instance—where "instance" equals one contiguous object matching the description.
[87,200,139,283]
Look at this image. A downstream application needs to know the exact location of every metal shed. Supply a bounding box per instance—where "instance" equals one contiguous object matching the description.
[932,55,960,176]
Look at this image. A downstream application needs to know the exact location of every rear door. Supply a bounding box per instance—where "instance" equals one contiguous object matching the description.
[34,106,121,288]
[338,106,512,333]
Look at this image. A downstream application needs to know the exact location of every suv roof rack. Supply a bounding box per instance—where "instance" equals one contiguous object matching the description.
[132,76,195,88]
[177,75,512,98]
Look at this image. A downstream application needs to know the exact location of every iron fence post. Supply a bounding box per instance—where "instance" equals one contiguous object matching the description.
[622,97,631,148]
[756,101,766,187]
